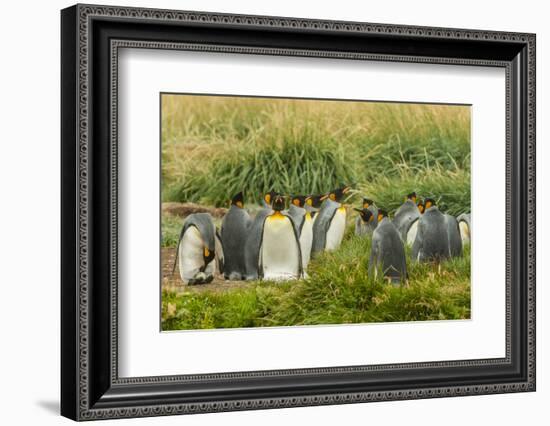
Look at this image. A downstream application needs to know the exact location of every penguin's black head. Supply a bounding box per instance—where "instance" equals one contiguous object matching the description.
[362,198,374,209]
[417,199,425,214]
[271,194,286,211]
[328,185,351,202]
[377,209,388,223]
[406,192,417,203]
[308,195,324,208]
[424,198,436,210]
[200,247,215,271]
[263,190,278,206]
[354,208,374,223]
[291,195,308,208]
[231,192,244,208]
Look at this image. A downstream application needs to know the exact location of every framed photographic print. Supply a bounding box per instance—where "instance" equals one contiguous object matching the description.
[61,4,536,421]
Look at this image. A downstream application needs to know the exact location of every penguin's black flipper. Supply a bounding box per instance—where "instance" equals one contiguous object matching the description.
[284,212,304,278]
[368,236,380,278]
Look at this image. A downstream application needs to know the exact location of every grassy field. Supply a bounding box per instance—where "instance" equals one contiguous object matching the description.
[161,95,471,330]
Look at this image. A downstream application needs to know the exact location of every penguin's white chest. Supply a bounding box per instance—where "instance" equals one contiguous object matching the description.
[299,214,313,270]
[178,226,213,284]
[459,221,470,244]
[325,207,346,251]
[261,215,300,280]
[406,219,419,246]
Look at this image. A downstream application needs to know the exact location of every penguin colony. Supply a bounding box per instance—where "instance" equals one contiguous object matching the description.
[173,189,471,285]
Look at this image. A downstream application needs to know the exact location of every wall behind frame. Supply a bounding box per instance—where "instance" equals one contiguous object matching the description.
[0,0,545,425]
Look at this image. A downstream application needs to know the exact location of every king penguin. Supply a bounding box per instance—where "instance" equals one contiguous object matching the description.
[172,213,217,285]
[305,194,325,223]
[311,186,350,255]
[259,194,303,280]
[368,210,407,284]
[287,195,314,271]
[444,213,463,257]
[354,198,378,236]
[457,213,471,245]
[411,198,450,263]
[392,192,421,241]
[243,191,278,281]
[220,191,251,280]
[354,208,374,236]
[404,199,425,246]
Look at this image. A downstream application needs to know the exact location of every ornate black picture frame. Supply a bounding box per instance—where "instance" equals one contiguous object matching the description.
[61,4,536,421]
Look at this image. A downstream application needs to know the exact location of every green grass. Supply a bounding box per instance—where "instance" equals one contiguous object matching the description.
[162,231,470,330]
[162,95,470,208]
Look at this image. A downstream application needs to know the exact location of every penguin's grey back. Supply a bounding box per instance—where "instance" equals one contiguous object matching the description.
[220,205,251,279]
[369,217,407,282]
[173,213,217,280]
[311,199,340,255]
[445,214,463,257]
[411,207,450,262]
[243,208,272,280]
[179,213,216,252]
[393,200,420,240]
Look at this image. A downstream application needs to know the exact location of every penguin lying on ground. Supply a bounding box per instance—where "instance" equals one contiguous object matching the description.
[457,213,471,245]
[244,191,278,281]
[172,213,219,285]
[311,186,350,255]
[393,192,421,241]
[411,198,450,263]
[220,192,251,280]
[368,209,407,284]
[287,195,314,271]
[444,213,463,257]
[259,194,303,280]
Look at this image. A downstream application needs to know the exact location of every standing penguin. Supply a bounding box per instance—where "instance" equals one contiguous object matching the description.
[311,186,350,255]
[369,210,407,284]
[444,213,463,257]
[172,213,217,285]
[457,213,471,245]
[287,195,314,271]
[305,194,326,223]
[354,198,378,236]
[354,208,374,236]
[404,199,425,246]
[261,189,278,209]
[411,198,450,263]
[393,192,421,241]
[220,192,251,280]
[259,194,302,280]
[243,191,279,281]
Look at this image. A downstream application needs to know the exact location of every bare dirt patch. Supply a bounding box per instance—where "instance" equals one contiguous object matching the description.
[162,202,227,218]
[162,247,251,293]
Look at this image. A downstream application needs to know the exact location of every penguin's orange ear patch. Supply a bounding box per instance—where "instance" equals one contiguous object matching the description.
[292,198,300,207]
[306,197,313,206]
[236,201,244,209]
[329,193,336,201]
[264,194,271,205]
[204,247,210,257]
[377,213,383,222]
